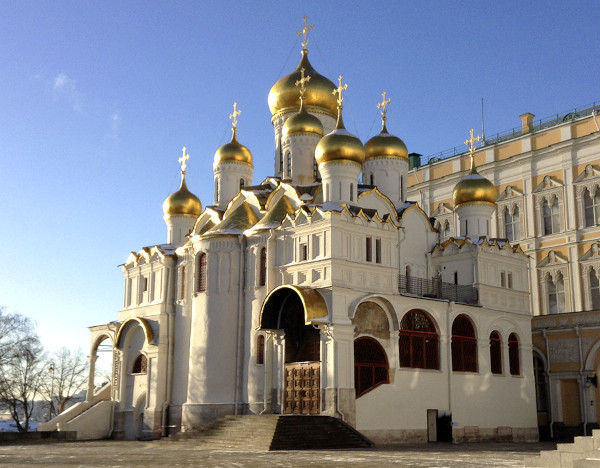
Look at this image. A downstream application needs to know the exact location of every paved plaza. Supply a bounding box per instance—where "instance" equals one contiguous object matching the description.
[0,440,557,467]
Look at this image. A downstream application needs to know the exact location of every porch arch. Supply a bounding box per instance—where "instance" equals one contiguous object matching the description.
[259,285,328,329]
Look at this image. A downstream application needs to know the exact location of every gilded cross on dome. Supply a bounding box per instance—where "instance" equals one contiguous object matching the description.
[295,67,311,99]
[229,102,241,129]
[179,146,189,173]
[377,91,391,118]
[332,75,348,108]
[464,128,481,165]
[297,16,314,49]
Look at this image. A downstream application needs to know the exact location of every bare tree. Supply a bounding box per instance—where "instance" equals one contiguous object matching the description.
[0,318,46,432]
[42,347,88,417]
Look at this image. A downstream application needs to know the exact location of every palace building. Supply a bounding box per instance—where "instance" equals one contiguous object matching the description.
[40,20,541,444]
[407,103,600,439]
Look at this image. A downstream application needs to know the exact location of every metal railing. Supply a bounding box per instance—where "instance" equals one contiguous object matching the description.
[420,101,600,166]
[398,274,478,305]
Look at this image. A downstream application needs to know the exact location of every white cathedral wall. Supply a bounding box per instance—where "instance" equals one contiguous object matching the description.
[214,162,253,211]
[362,157,409,208]
[399,208,438,280]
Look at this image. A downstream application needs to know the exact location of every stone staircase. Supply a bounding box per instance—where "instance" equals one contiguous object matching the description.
[162,415,372,451]
[524,430,600,467]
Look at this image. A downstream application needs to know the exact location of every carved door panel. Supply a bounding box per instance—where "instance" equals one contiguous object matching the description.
[284,362,320,415]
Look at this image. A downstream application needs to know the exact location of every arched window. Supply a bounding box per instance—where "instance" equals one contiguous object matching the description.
[584,187,600,227]
[400,175,404,200]
[590,269,600,310]
[313,158,319,179]
[370,174,374,185]
[489,331,502,375]
[215,179,219,203]
[533,354,548,412]
[547,273,565,314]
[256,335,265,365]
[354,337,389,397]
[279,151,284,174]
[259,248,267,287]
[399,310,439,370]
[195,253,207,293]
[451,314,477,372]
[239,178,245,190]
[504,206,520,242]
[177,265,186,300]
[543,197,560,235]
[132,354,148,374]
[508,333,520,375]
[286,152,291,177]
[350,183,354,202]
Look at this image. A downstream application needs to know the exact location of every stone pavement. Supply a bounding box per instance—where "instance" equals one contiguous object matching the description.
[0,440,557,467]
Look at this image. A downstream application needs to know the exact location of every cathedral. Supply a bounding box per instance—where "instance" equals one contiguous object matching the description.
[40,21,539,444]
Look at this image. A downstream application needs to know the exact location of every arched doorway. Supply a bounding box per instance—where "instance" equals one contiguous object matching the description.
[260,286,328,415]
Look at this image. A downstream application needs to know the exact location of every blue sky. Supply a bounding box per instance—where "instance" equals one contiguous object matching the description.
[1,1,599,353]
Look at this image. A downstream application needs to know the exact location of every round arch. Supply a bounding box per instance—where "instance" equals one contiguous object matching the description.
[349,295,399,331]
[259,285,328,329]
[115,317,154,349]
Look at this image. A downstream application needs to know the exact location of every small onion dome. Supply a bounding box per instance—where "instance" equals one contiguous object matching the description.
[453,164,497,207]
[282,100,324,138]
[162,173,202,218]
[315,109,365,165]
[268,49,337,117]
[213,127,253,167]
[365,121,408,161]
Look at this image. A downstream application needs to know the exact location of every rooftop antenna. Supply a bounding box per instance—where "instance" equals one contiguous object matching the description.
[481,98,486,145]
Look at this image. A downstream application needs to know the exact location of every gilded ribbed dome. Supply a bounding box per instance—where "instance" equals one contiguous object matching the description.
[365,121,408,161]
[315,111,365,165]
[282,100,324,138]
[163,174,202,218]
[453,165,497,207]
[213,128,253,167]
[268,49,337,117]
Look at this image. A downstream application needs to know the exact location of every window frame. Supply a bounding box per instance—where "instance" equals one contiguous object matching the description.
[399,310,439,370]
[451,314,478,373]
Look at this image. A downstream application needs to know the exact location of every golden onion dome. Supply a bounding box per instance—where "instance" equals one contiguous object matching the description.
[213,128,253,167]
[268,49,337,117]
[163,173,202,218]
[282,100,324,138]
[365,121,408,161]
[315,110,365,165]
[453,164,497,207]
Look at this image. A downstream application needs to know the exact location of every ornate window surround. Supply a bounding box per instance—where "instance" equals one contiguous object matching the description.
[496,185,524,241]
[537,250,570,314]
[532,176,564,237]
[579,242,600,311]
[432,202,454,242]
[574,164,600,229]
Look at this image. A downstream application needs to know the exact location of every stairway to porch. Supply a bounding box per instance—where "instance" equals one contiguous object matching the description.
[162,415,372,451]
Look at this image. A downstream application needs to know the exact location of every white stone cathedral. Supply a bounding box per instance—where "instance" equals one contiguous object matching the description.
[41,22,538,444]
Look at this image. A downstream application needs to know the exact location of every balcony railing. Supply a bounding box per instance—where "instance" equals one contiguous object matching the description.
[420,101,600,166]
[398,274,479,305]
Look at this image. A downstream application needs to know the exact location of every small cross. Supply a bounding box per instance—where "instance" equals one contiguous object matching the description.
[229,102,241,129]
[377,91,391,118]
[179,146,189,173]
[332,75,348,108]
[464,128,481,165]
[297,16,314,49]
[295,67,311,99]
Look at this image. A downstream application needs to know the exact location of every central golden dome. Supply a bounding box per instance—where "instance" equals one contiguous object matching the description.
[282,100,324,138]
[365,121,408,160]
[268,49,337,117]
[453,165,497,207]
[315,111,365,165]
[213,128,253,167]
[163,174,202,218]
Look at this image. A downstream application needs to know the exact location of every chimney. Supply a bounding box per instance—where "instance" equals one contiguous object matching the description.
[520,113,535,134]
[408,153,422,170]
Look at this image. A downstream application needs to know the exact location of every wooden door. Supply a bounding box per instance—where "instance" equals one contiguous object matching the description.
[284,362,320,415]
[561,379,581,426]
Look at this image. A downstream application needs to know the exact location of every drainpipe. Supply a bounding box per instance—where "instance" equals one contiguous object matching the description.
[234,235,247,415]
[576,326,588,435]
[543,329,554,439]
[447,301,453,425]
[160,263,174,437]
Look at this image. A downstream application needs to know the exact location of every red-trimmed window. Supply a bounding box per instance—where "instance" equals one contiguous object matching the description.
[399,310,439,370]
[509,333,520,376]
[489,331,502,375]
[354,337,389,397]
[451,314,477,372]
[259,248,267,287]
[195,253,207,293]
